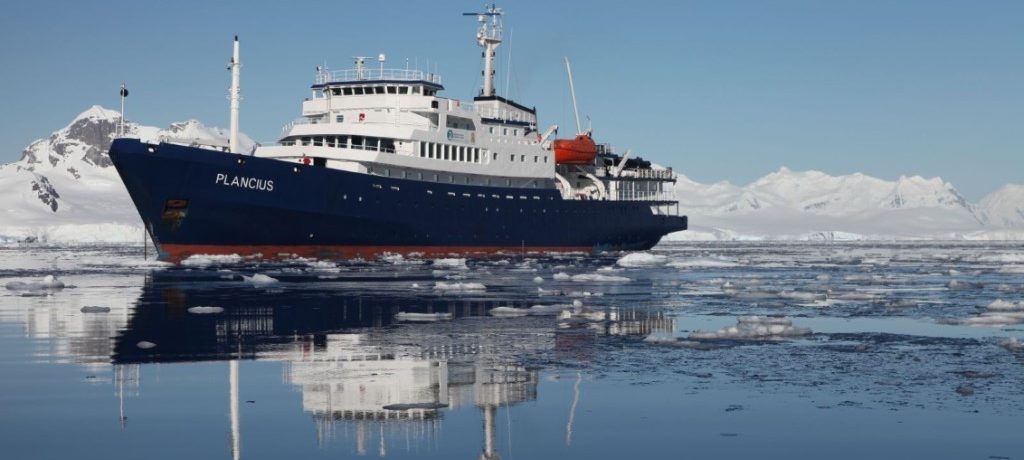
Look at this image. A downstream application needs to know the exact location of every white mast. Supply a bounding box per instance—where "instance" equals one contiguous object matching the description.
[564,57,583,135]
[228,36,241,153]
[464,4,504,97]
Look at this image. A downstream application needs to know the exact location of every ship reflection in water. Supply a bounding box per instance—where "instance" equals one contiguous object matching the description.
[103,270,673,459]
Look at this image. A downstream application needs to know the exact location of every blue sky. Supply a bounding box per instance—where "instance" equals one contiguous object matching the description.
[1,0,1020,200]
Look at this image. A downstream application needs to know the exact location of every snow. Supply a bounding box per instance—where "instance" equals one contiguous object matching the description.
[242,273,278,286]
[395,312,453,322]
[187,306,225,314]
[616,252,668,267]
[689,316,811,341]
[433,281,486,292]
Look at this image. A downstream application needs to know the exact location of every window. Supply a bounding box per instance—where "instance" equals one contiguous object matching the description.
[419,142,426,157]
[374,86,384,94]
[386,86,397,94]
[492,152,498,160]
[330,88,341,96]
[533,156,538,163]
[520,155,526,162]
[413,86,421,94]
[301,137,311,146]
[399,86,409,94]
[513,129,518,136]
[354,87,364,95]
[443,145,450,160]
[338,136,348,148]
[488,127,494,134]
[543,155,547,163]
[431,100,439,109]
[503,128,508,135]
[313,137,323,147]
[343,87,353,95]
[509,154,514,162]
[473,149,480,163]
[458,147,465,162]
[335,114,344,123]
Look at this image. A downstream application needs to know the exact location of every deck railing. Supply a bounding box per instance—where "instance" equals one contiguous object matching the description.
[315,68,442,85]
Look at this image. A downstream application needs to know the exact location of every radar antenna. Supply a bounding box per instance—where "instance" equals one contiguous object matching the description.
[463,4,504,97]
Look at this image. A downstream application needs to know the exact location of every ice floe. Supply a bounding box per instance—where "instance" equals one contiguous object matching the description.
[616,252,668,268]
[181,253,243,267]
[527,304,568,315]
[666,257,740,269]
[395,312,453,322]
[5,275,66,292]
[940,299,1024,326]
[552,272,571,281]
[997,338,1024,351]
[432,258,468,270]
[570,273,631,283]
[242,273,279,286]
[688,316,811,341]
[533,276,544,283]
[489,306,529,317]
[433,281,486,292]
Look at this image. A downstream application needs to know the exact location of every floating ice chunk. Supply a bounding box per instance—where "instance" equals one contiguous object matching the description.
[533,276,544,283]
[986,300,1024,311]
[136,341,157,349]
[553,272,571,281]
[188,306,225,314]
[997,338,1024,351]
[5,275,65,292]
[998,266,1024,274]
[80,306,110,313]
[181,254,243,267]
[242,273,279,286]
[815,274,832,281]
[489,306,529,317]
[434,281,486,292]
[572,299,583,307]
[667,257,739,269]
[616,252,668,268]
[978,253,1024,263]
[778,290,825,302]
[395,312,453,322]
[527,304,567,315]
[571,273,630,283]
[689,316,811,341]
[941,312,1024,326]
[411,283,421,288]
[643,334,679,344]
[432,258,468,270]
[947,279,983,290]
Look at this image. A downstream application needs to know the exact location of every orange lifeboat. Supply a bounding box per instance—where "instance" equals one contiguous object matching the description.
[552,134,597,165]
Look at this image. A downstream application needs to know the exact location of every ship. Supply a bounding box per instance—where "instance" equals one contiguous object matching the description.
[108,5,687,263]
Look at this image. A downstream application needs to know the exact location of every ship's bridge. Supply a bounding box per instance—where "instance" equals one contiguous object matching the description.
[312,67,444,96]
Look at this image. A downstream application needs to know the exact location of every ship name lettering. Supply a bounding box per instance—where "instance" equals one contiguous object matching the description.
[215,173,274,192]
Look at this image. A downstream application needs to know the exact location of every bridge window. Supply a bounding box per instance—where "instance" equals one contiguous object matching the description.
[399,86,409,94]
[413,86,421,94]
[313,137,323,147]
[330,88,341,96]
[353,87,364,95]
[343,87,353,95]
[301,137,311,146]
[386,86,397,94]
[374,86,385,94]
[419,142,426,157]
[509,154,514,162]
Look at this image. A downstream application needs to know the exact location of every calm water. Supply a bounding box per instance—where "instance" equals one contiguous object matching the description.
[1,242,1023,459]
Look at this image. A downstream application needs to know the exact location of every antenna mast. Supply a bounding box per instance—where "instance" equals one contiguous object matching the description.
[464,4,504,97]
[564,57,583,135]
[228,36,241,153]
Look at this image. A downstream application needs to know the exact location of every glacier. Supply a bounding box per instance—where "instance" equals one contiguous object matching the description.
[0,105,1021,243]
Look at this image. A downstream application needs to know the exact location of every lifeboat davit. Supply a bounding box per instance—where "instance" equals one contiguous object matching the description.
[552,134,597,165]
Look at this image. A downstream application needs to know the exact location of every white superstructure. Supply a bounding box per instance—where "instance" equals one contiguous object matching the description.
[251,4,678,206]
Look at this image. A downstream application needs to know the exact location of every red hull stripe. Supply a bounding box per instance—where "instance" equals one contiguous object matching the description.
[159,244,592,263]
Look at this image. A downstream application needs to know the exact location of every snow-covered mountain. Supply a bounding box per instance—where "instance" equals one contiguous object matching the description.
[0,106,253,243]
[0,105,1019,243]
[977,184,1024,229]
[671,167,1022,241]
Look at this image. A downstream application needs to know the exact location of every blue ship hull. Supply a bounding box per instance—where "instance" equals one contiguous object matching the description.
[108,139,687,261]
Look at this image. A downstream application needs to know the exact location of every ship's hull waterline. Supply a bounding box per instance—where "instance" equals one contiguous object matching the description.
[109,139,687,262]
